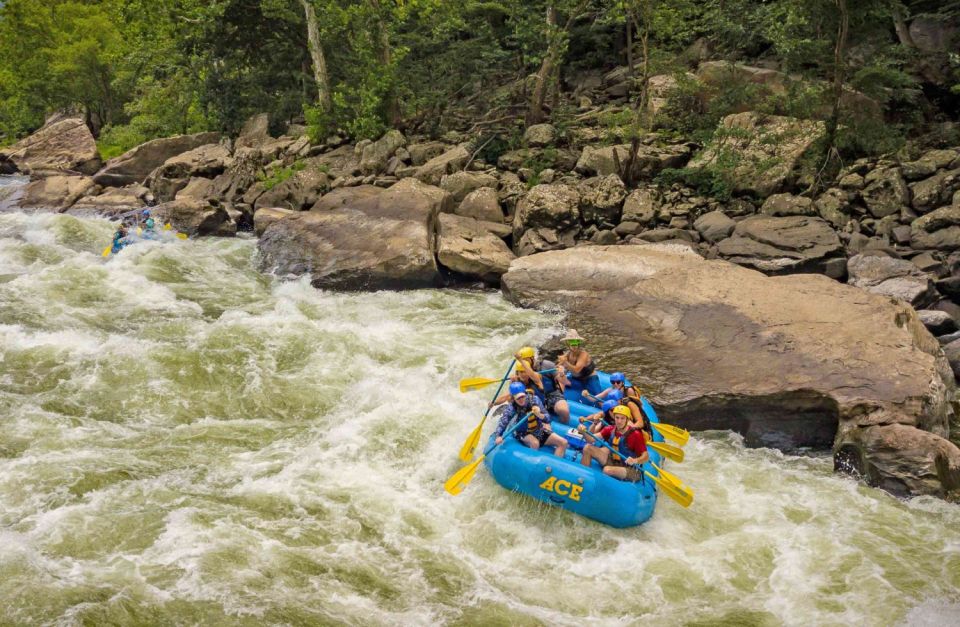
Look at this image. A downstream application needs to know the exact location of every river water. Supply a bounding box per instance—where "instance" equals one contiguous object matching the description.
[1,204,959,626]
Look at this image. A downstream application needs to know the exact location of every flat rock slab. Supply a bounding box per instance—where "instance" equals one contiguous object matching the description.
[501,244,959,498]
[717,214,843,274]
[0,116,101,175]
[93,132,220,187]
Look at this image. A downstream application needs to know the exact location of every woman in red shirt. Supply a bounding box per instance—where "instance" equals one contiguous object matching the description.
[577,406,649,482]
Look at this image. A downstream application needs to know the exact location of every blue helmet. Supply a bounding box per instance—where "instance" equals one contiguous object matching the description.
[608,389,623,402]
[142,209,151,217]
[601,399,618,413]
[610,372,625,383]
[509,381,527,396]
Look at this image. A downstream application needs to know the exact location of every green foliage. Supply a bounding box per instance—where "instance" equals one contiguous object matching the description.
[258,160,307,191]
[656,166,732,200]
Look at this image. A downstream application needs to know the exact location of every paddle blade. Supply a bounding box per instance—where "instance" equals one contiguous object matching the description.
[652,462,684,488]
[645,471,693,508]
[101,247,111,258]
[458,422,483,462]
[648,441,684,463]
[652,422,690,446]
[176,232,188,239]
[459,376,501,393]
[444,455,485,496]
[164,223,172,231]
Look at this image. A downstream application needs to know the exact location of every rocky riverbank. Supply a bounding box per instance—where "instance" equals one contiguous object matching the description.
[4,68,960,499]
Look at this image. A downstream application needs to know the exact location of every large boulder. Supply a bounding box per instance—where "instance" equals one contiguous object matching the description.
[621,188,658,224]
[440,171,498,203]
[911,168,960,213]
[577,174,627,227]
[253,207,294,236]
[151,199,231,236]
[0,116,100,175]
[69,185,148,215]
[18,175,94,211]
[253,159,331,211]
[437,213,516,282]
[414,145,470,185]
[260,178,448,289]
[93,132,220,187]
[717,215,844,274]
[524,123,557,147]
[693,210,736,243]
[575,143,690,178]
[689,112,825,198]
[501,245,959,499]
[359,130,406,174]
[911,205,960,251]
[145,143,233,202]
[847,253,938,307]
[513,184,581,242]
[860,166,910,218]
[760,193,815,217]
[456,187,504,223]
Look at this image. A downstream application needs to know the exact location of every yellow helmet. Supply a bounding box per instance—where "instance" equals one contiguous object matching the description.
[611,405,632,420]
[518,346,535,360]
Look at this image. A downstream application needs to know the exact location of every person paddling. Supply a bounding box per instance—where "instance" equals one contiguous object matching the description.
[111,223,128,254]
[494,382,568,457]
[495,346,574,425]
[580,398,619,435]
[578,405,648,481]
[557,329,600,394]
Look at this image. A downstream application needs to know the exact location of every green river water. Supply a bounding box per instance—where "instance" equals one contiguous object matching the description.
[0,200,959,626]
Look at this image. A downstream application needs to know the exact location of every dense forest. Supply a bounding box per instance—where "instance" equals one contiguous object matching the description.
[1,1,958,177]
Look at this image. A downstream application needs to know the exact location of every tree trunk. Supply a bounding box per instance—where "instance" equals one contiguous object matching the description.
[890,2,916,49]
[369,0,399,125]
[822,0,849,169]
[300,0,332,112]
[526,6,559,127]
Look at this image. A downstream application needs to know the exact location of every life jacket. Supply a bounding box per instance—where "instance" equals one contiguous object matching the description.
[608,426,638,462]
[622,397,651,435]
[512,401,543,435]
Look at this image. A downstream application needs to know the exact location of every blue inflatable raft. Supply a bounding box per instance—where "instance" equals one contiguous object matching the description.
[484,370,667,528]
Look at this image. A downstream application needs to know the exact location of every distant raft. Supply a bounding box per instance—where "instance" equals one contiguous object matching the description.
[483,370,667,528]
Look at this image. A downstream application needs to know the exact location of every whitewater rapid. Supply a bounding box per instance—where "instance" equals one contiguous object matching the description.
[0,205,958,626]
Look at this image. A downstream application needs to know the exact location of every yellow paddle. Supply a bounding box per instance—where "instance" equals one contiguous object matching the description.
[644,471,694,508]
[651,462,683,488]
[446,412,528,495]
[651,422,690,446]
[101,246,111,257]
[648,440,684,463]
[640,398,690,446]
[459,368,555,393]
[458,360,516,462]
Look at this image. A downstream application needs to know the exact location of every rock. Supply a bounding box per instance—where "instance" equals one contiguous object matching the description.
[456,187,503,223]
[253,159,331,211]
[902,159,939,182]
[697,61,788,102]
[909,16,959,53]
[501,245,959,499]
[635,228,696,243]
[437,213,516,282]
[577,174,627,227]
[587,229,615,245]
[253,207,295,236]
[917,310,958,336]
[814,188,851,229]
[0,116,100,175]
[892,225,912,245]
[515,227,577,257]
[688,112,825,198]
[839,173,865,190]
[614,221,642,237]
[835,423,960,498]
[693,211,736,243]
[524,123,557,147]
[575,143,689,178]
[847,253,937,307]
[152,199,230,236]
[861,167,910,218]
[760,193,815,217]
[621,188,658,225]
[513,184,581,242]
[911,168,960,213]
[260,178,449,289]
[497,171,526,215]
[911,252,945,276]
[69,185,147,214]
[440,171,498,203]
[359,130,406,174]
[407,142,448,166]
[235,113,271,149]
[938,330,960,345]
[93,133,220,187]
[19,175,95,210]
[911,205,960,251]
[717,215,843,274]
[414,145,470,186]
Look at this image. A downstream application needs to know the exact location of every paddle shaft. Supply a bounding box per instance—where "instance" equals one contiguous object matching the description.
[486,411,531,455]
